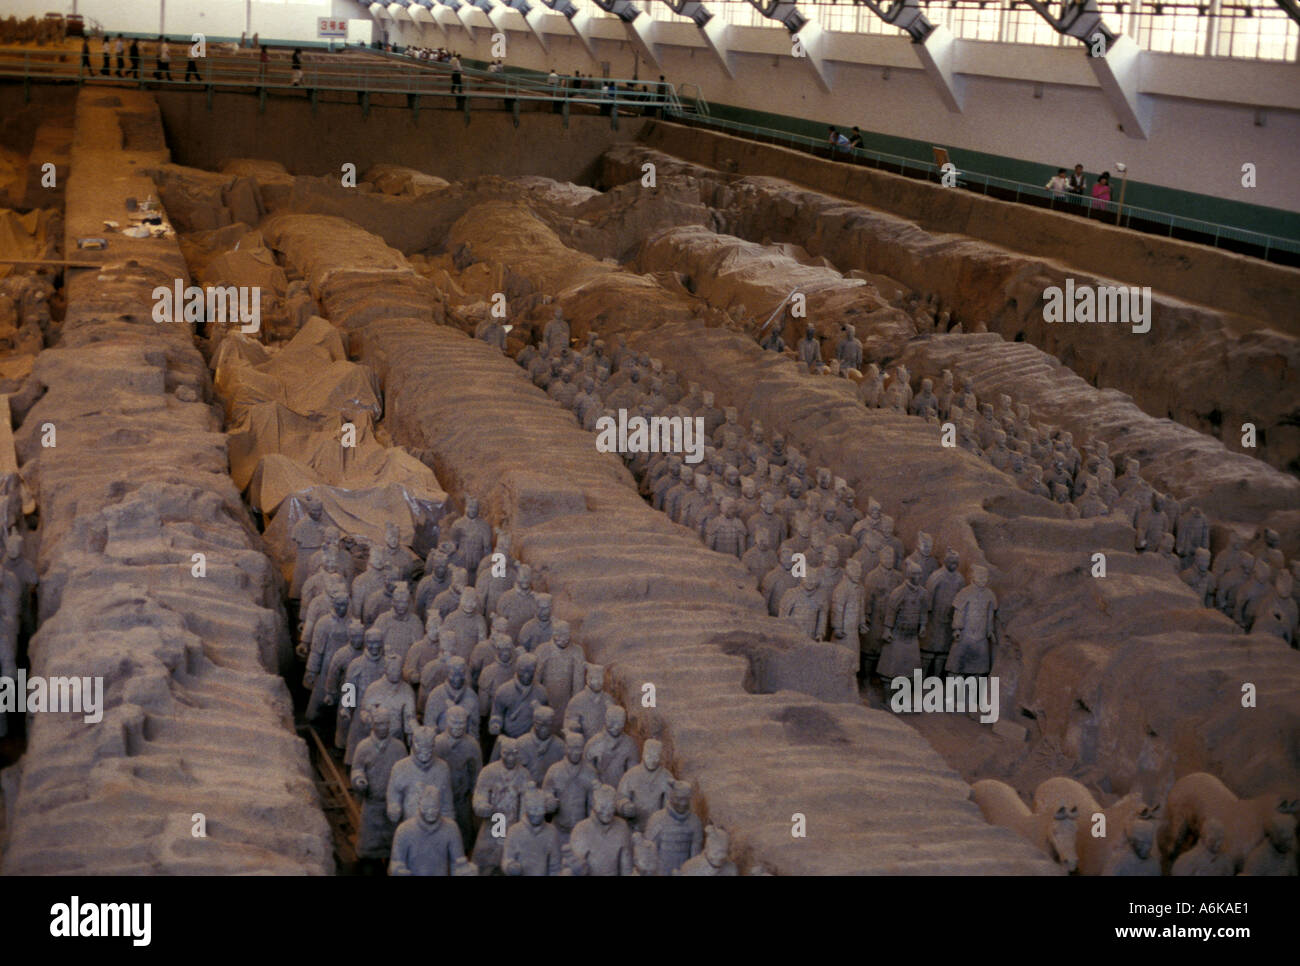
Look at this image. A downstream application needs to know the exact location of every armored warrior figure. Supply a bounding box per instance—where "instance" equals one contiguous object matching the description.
[616,738,672,833]
[434,705,482,845]
[477,633,520,716]
[517,593,555,653]
[543,731,600,842]
[403,612,445,689]
[749,490,788,550]
[923,551,964,674]
[450,497,493,580]
[878,562,927,679]
[836,324,863,373]
[424,656,481,736]
[488,652,549,751]
[340,628,387,763]
[906,532,940,584]
[303,587,351,721]
[569,784,633,876]
[386,725,455,824]
[380,521,419,581]
[584,705,638,787]
[475,532,517,615]
[780,573,827,641]
[325,619,366,744]
[564,663,613,741]
[646,780,703,875]
[705,497,748,559]
[389,785,465,876]
[374,582,422,663]
[535,620,584,717]
[442,585,487,657]
[679,825,738,876]
[862,547,903,676]
[830,558,868,654]
[945,565,998,676]
[503,783,562,876]
[496,564,540,640]
[351,708,407,865]
[1179,547,1217,609]
[517,705,565,785]
[415,547,459,619]
[470,736,529,870]
[290,496,328,598]
[742,529,778,584]
[361,652,417,746]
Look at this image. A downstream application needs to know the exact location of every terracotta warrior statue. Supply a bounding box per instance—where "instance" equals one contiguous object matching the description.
[389,784,465,877]
[945,565,998,676]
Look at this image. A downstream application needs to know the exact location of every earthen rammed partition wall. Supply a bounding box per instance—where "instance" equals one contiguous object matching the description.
[631,122,1300,331]
[1,89,331,875]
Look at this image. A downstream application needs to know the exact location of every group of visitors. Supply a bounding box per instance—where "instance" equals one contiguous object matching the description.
[82,34,199,83]
[1046,163,1114,210]
[79,32,305,87]
[406,46,460,64]
[827,125,864,155]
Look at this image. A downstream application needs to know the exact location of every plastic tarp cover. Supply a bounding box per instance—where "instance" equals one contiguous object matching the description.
[264,483,447,583]
[0,209,55,280]
[215,319,381,424]
[217,316,446,579]
[244,429,441,515]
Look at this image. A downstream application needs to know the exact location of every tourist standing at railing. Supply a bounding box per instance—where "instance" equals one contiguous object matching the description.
[827,126,851,159]
[113,34,124,76]
[259,44,269,84]
[100,35,110,76]
[185,42,200,82]
[549,68,563,113]
[292,47,303,86]
[156,37,171,81]
[1045,168,1069,199]
[1067,163,1087,205]
[848,126,863,152]
[80,37,90,77]
[450,52,463,93]
[1090,172,1112,212]
[129,37,140,79]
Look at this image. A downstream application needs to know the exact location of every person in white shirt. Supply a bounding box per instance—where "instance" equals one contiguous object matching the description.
[156,38,171,81]
[450,53,463,95]
[1045,168,1069,198]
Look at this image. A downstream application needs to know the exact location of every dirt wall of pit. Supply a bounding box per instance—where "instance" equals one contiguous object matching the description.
[0,89,332,875]
[155,90,649,187]
[630,121,1300,332]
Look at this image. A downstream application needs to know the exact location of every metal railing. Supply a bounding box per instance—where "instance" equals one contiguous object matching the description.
[675,82,710,117]
[0,44,680,113]
[662,112,1300,265]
